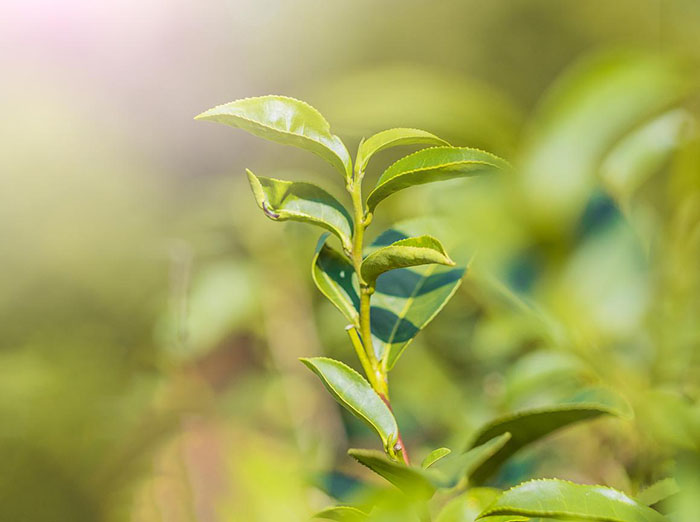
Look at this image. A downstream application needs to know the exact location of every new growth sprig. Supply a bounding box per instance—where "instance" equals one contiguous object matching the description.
[196,96,667,522]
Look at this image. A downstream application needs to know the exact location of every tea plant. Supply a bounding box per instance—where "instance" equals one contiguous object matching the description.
[197,96,674,521]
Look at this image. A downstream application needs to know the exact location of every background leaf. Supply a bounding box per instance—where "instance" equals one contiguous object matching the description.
[467,389,629,484]
[366,146,509,212]
[300,358,398,451]
[478,479,667,522]
[356,128,449,174]
[312,235,360,325]
[361,235,454,287]
[247,170,353,250]
[196,95,351,177]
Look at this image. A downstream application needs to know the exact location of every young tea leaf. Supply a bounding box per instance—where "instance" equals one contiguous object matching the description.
[478,479,667,522]
[360,235,454,287]
[348,449,437,499]
[300,358,398,452]
[421,447,451,469]
[366,227,467,369]
[312,235,360,325]
[247,170,353,251]
[366,146,509,212]
[313,506,368,521]
[467,388,630,484]
[435,488,506,522]
[356,128,449,174]
[636,478,680,507]
[196,95,351,177]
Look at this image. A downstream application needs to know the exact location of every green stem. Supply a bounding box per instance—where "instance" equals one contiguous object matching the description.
[347,170,409,464]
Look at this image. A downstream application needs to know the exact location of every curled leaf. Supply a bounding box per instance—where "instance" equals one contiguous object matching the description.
[312,235,359,325]
[247,170,353,250]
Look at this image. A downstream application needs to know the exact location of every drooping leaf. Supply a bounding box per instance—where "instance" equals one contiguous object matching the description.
[312,235,360,325]
[636,478,680,507]
[421,447,452,469]
[356,128,449,174]
[361,235,454,287]
[300,358,398,451]
[366,227,467,369]
[313,506,368,521]
[478,479,667,522]
[366,146,509,212]
[247,170,353,250]
[467,388,631,485]
[347,449,436,499]
[196,95,351,177]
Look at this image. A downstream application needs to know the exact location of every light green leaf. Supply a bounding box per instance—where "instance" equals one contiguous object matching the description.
[356,128,449,174]
[313,506,368,521]
[361,235,454,287]
[196,95,351,177]
[300,358,398,452]
[247,170,353,250]
[636,478,680,507]
[347,449,436,499]
[366,146,509,212]
[467,389,630,485]
[312,235,359,325]
[478,479,667,522]
[422,447,451,469]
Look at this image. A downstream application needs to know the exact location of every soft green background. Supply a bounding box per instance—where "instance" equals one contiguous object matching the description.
[1,1,698,521]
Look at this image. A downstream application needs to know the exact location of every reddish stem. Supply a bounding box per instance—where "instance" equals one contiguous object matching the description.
[380,393,410,465]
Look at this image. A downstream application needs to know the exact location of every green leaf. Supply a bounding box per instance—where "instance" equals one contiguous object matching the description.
[636,478,680,507]
[247,170,353,250]
[366,146,509,212]
[366,227,466,369]
[356,128,449,174]
[361,235,454,287]
[196,95,351,177]
[311,235,360,325]
[478,479,668,522]
[347,449,436,499]
[313,506,368,521]
[421,447,451,469]
[467,389,630,485]
[300,358,398,452]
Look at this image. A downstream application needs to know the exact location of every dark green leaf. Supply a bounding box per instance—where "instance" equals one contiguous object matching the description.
[421,447,451,469]
[311,235,360,325]
[356,128,449,174]
[467,389,631,484]
[361,235,454,287]
[367,227,466,369]
[300,358,398,452]
[247,170,353,250]
[313,506,368,521]
[366,146,509,212]
[196,95,351,177]
[478,479,667,522]
[347,449,436,499]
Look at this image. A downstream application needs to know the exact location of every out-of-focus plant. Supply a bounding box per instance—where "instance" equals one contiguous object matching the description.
[195,95,679,521]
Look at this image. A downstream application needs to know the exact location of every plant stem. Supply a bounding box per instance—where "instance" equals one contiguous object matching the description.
[347,170,410,464]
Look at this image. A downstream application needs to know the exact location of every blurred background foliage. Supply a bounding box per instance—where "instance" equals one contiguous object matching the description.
[1,1,699,520]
